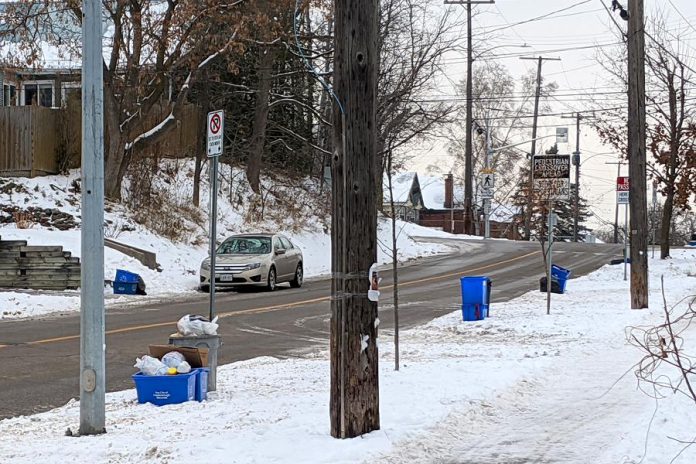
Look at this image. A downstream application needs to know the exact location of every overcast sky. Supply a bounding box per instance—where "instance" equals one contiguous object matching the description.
[407,0,696,231]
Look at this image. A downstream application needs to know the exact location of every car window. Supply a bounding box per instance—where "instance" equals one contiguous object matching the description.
[280,237,293,249]
[273,237,284,251]
[217,237,271,255]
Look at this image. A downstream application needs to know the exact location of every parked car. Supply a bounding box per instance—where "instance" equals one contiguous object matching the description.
[199,233,303,292]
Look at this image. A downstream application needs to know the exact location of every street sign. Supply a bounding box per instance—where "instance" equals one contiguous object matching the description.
[207,110,225,157]
[617,176,629,204]
[556,127,569,144]
[480,173,495,200]
[533,154,571,201]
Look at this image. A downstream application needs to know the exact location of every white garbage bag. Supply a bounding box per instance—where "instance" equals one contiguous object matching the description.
[176,314,219,336]
[161,351,186,368]
[134,355,168,376]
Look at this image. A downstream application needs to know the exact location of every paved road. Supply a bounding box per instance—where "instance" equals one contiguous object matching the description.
[0,239,621,419]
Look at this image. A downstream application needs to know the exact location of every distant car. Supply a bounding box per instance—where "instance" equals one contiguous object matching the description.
[199,233,303,292]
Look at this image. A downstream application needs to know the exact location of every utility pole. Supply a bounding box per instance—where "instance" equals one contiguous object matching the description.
[331,0,380,438]
[521,56,561,241]
[445,0,494,235]
[80,0,105,435]
[627,0,649,309]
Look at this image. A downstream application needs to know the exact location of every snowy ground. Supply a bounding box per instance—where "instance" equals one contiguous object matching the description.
[0,161,479,319]
[1,251,695,463]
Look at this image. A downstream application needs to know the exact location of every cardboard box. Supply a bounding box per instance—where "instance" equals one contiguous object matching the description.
[148,345,209,368]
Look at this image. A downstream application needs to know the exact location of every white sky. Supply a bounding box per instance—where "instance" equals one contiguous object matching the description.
[406,0,696,230]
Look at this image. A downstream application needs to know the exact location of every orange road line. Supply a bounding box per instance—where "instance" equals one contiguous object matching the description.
[5,250,539,348]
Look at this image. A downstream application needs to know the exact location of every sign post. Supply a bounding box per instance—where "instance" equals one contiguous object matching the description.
[617,176,630,281]
[207,110,224,321]
[480,171,495,239]
[533,154,570,315]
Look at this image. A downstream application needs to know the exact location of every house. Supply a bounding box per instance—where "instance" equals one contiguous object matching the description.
[1,66,81,108]
[383,171,520,239]
[382,172,425,223]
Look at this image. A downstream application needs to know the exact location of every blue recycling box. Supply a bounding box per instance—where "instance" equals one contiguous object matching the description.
[132,371,196,406]
[115,269,139,294]
[460,276,492,321]
[194,368,209,402]
[550,265,571,294]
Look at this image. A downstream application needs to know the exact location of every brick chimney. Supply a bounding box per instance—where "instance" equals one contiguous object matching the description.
[444,173,453,209]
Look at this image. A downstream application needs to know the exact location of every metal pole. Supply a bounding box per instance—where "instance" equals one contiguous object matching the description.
[484,128,492,239]
[209,156,219,321]
[547,201,553,315]
[573,113,581,242]
[651,181,657,259]
[80,0,105,436]
[624,203,628,281]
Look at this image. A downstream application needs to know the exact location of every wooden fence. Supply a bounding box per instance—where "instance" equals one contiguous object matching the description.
[0,103,201,177]
[0,106,59,177]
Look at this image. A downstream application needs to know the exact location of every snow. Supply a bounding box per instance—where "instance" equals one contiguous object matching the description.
[0,160,454,319]
[382,172,417,204]
[1,248,695,463]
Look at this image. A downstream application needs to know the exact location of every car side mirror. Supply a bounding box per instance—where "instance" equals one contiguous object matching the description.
[275,249,286,255]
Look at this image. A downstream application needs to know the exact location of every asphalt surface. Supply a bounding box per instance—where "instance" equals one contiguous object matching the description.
[0,239,621,419]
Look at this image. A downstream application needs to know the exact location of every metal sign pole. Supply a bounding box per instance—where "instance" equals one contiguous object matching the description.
[206,110,224,321]
[484,129,493,239]
[547,200,553,315]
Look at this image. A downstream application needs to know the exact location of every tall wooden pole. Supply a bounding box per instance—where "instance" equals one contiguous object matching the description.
[464,3,474,234]
[627,0,649,308]
[330,0,380,438]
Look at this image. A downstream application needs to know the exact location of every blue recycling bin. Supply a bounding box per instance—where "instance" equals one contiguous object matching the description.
[114,269,140,294]
[550,265,571,294]
[460,276,492,321]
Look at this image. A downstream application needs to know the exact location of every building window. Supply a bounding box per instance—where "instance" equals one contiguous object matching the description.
[23,83,53,107]
[2,83,16,106]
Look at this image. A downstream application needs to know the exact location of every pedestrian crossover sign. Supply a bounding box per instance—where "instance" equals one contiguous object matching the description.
[207,110,225,157]
[533,155,571,201]
[480,173,495,199]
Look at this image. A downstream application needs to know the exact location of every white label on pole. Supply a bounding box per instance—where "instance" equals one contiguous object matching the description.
[207,110,225,157]
[556,127,569,144]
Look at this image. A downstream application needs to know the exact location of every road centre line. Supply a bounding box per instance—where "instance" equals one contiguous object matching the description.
[4,250,540,348]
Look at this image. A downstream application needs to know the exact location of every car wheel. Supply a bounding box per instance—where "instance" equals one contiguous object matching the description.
[290,264,303,288]
[200,284,210,293]
[266,267,277,291]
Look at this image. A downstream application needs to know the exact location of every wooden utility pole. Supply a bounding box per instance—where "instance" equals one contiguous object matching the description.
[445,0,494,234]
[627,0,649,308]
[521,56,560,240]
[330,0,380,438]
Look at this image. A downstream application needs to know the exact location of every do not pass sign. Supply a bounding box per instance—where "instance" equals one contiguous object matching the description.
[207,110,225,157]
[617,176,629,204]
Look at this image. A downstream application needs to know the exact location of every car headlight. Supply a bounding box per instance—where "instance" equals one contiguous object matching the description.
[245,263,262,271]
[201,262,210,271]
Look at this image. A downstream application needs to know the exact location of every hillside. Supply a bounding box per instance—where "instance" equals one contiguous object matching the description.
[0,159,473,319]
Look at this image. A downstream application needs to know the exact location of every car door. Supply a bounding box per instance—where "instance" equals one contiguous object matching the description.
[272,236,291,280]
[280,236,300,275]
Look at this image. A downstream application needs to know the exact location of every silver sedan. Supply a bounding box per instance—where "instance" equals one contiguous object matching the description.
[199,234,303,292]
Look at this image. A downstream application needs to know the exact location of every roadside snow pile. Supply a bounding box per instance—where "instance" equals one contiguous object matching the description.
[1,251,694,463]
[0,160,456,319]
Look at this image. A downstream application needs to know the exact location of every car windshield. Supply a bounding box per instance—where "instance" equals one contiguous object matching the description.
[217,237,272,255]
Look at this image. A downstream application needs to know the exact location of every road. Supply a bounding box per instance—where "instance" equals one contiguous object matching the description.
[0,239,621,419]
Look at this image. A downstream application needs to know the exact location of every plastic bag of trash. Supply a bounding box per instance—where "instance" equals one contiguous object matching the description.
[161,351,186,368]
[176,314,219,336]
[176,361,192,374]
[134,355,168,376]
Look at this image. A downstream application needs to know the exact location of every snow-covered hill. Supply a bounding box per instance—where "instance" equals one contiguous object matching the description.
[0,159,475,319]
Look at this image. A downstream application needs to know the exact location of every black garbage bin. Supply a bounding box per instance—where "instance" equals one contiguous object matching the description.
[539,276,562,294]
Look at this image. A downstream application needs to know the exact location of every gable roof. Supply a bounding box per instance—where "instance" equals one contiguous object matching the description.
[383,172,419,205]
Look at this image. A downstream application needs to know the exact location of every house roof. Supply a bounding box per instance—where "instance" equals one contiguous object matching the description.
[419,175,465,210]
[383,172,418,205]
